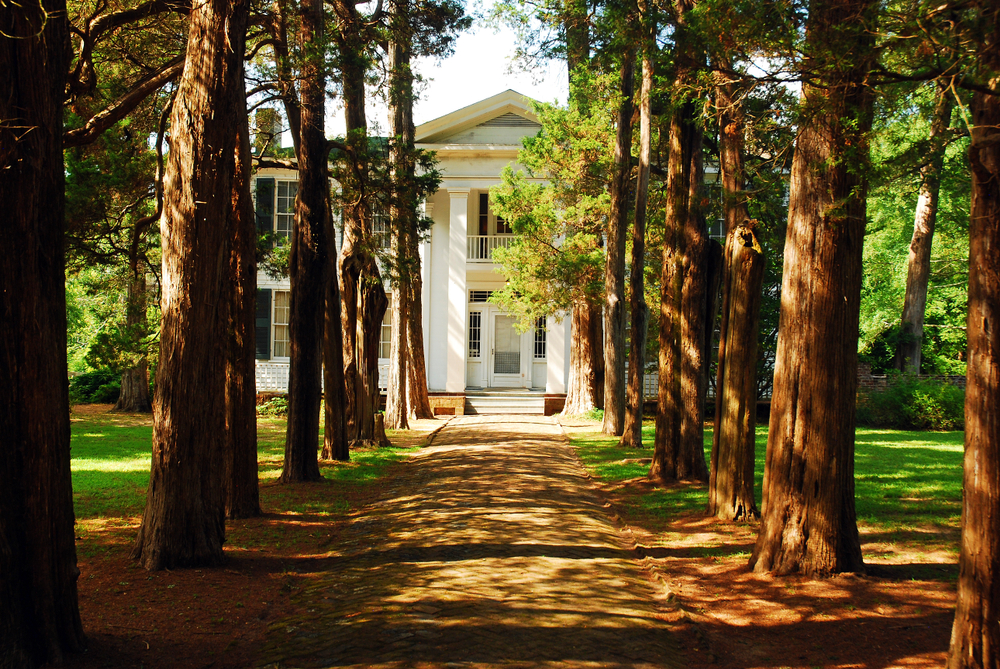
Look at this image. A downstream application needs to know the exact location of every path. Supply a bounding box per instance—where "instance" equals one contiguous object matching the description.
[258,415,680,668]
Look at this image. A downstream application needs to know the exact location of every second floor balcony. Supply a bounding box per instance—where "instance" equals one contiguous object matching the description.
[468,234,515,262]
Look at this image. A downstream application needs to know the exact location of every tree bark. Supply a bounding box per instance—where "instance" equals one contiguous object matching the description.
[323,196,350,461]
[621,39,653,449]
[749,0,874,577]
[132,0,250,570]
[224,72,261,519]
[602,50,635,437]
[650,92,710,483]
[279,0,327,483]
[947,79,1000,669]
[894,83,952,375]
[385,6,414,431]
[0,0,87,662]
[335,0,388,446]
[115,272,152,413]
[405,242,434,420]
[709,223,764,521]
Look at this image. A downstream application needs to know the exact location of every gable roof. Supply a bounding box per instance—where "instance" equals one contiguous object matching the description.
[415,90,540,145]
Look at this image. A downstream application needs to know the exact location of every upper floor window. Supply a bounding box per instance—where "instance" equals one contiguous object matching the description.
[275,181,297,241]
[254,177,297,244]
[477,193,512,236]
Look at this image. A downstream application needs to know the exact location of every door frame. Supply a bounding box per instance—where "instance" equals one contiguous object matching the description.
[487,309,528,388]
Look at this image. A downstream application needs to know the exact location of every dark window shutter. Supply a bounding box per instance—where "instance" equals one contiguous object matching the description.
[255,288,271,360]
[255,178,275,236]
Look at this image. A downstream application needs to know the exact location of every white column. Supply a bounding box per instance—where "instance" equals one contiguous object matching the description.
[547,311,568,394]
[446,189,470,392]
[421,201,433,369]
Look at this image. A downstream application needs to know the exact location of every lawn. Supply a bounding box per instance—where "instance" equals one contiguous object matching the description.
[565,418,964,669]
[66,404,428,669]
[573,423,963,554]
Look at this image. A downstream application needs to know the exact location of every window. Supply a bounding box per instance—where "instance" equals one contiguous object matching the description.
[533,317,546,359]
[273,290,290,357]
[478,193,489,235]
[379,308,391,359]
[469,290,494,303]
[373,208,391,250]
[469,311,482,358]
[496,214,512,234]
[275,181,297,241]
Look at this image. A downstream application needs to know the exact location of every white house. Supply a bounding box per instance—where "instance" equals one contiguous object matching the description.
[252,90,572,415]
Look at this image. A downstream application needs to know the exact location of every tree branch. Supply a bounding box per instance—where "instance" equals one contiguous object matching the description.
[64,57,184,148]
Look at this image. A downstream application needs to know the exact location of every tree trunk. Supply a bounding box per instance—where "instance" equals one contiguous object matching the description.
[708,70,760,522]
[323,196,349,461]
[335,0,381,444]
[894,84,952,375]
[132,0,250,570]
[709,223,764,521]
[279,0,327,483]
[602,50,635,437]
[947,81,1000,669]
[651,93,710,483]
[621,40,653,449]
[562,302,600,415]
[354,277,389,446]
[0,0,87,662]
[749,0,874,577]
[385,11,414,431]
[115,273,152,413]
[406,248,434,420]
[225,73,261,519]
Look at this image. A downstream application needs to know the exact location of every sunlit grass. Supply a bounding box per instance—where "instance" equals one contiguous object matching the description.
[71,412,419,526]
[572,421,964,553]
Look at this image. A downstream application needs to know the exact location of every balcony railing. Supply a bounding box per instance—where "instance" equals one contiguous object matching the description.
[468,234,514,262]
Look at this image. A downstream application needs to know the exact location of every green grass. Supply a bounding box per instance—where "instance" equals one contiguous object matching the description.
[71,413,419,523]
[573,422,963,546]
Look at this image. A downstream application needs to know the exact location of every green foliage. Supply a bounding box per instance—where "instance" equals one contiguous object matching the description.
[257,395,290,416]
[489,73,620,328]
[860,83,969,375]
[70,369,122,404]
[857,376,966,430]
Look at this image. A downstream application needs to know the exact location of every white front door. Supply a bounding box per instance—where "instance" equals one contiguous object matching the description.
[489,313,525,388]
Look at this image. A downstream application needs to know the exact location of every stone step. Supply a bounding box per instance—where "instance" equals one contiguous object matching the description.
[464,393,546,415]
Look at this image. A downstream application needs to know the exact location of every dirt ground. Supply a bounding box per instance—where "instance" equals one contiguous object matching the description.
[57,405,428,669]
[56,407,958,669]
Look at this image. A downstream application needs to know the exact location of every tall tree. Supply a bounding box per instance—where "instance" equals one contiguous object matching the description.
[0,0,87,662]
[280,0,328,482]
[893,81,953,374]
[709,221,764,521]
[948,4,1000,664]
[602,48,636,437]
[707,56,765,521]
[650,0,713,483]
[333,0,389,447]
[385,0,415,431]
[750,0,875,577]
[132,0,251,570]
[621,13,654,449]
[225,72,262,518]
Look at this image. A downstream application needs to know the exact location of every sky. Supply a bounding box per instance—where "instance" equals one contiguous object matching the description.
[323,23,569,137]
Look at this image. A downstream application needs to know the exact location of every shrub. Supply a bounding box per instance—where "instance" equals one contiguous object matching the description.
[257,395,289,417]
[857,376,964,430]
[69,369,121,404]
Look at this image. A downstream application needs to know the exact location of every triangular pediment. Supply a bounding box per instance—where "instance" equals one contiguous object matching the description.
[415,90,541,145]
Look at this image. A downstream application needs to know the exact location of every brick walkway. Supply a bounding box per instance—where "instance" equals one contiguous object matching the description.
[258,415,680,668]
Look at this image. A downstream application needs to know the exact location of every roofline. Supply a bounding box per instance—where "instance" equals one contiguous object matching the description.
[414,90,540,144]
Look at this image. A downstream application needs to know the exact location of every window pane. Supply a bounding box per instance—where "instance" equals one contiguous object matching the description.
[380,306,391,359]
[273,291,290,358]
